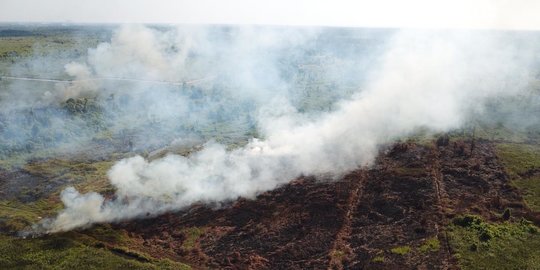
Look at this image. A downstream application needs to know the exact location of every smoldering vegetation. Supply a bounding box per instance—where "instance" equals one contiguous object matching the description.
[1,24,540,233]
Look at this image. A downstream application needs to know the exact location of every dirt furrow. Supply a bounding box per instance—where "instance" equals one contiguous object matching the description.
[328,170,367,269]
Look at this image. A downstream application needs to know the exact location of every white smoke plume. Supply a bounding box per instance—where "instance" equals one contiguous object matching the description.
[36,27,539,232]
[43,62,98,103]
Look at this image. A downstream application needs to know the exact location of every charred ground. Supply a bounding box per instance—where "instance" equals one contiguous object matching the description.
[100,138,538,269]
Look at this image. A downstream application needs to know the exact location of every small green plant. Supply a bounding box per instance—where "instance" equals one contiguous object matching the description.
[419,237,440,253]
[390,245,411,255]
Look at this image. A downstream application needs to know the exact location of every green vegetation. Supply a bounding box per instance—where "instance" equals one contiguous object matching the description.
[0,159,115,232]
[474,123,530,143]
[496,143,540,177]
[0,33,86,60]
[0,26,106,78]
[496,143,540,211]
[371,255,385,263]
[390,245,411,255]
[0,37,36,58]
[0,34,98,60]
[80,225,132,245]
[25,159,115,193]
[0,199,62,232]
[0,223,194,269]
[419,237,440,253]
[448,215,540,270]
[0,234,190,270]
[181,227,207,250]
[513,177,540,212]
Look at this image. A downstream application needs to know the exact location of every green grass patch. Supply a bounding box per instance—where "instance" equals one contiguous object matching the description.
[0,198,63,232]
[23,159,116,195]
[0,234,191,269]
[496,143,540,177]
[80,224,132,245]
[419,237,440,253]
[371,255,385,263]
[448,215,540,270]
[25,159,113,182]
[513,177,540,212]
[0,33,102,59]
[0,159,115,232]
[390,245,411,255]
[181,227,207,250]
[0,37,40,58]
[474,124,529,143]
[496,143,540,211]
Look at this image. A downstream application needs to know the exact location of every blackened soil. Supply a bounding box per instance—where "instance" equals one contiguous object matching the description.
[114,139,535,269]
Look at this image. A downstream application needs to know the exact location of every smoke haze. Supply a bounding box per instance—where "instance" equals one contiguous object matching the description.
[16,25,537,232]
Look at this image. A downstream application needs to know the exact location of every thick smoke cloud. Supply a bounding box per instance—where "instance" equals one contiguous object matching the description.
[0,25,332,160]
[32,26,540,232]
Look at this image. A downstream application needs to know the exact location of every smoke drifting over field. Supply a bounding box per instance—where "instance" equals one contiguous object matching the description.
[9,25,537,232]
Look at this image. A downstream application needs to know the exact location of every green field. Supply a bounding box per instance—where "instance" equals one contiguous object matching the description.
[448,215,540,270]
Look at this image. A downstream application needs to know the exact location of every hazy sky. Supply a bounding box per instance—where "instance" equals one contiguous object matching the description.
[0,0,538,30]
